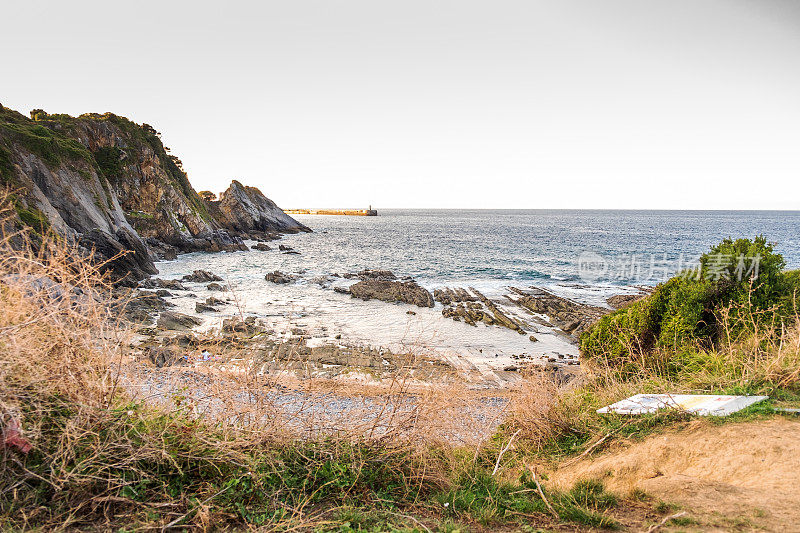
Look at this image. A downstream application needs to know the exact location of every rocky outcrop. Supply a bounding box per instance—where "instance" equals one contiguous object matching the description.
[78,227,157,286]
[509,287,608,336]
[157,311,201,331]
[349,279,434,308]
[140,278,188,291]
[607,293,646,310]
[0,105,306,286]
[436,286,527,333]
[48,113,249,256]
[195,301,217,313]
[352,269,397,281]
[434,287,477,305]
[182,270,222,283]
[265,271,296,284]
[204,180,310,239]
[120,290,172,323]
[222,316,261,334]
[144,345,186,367]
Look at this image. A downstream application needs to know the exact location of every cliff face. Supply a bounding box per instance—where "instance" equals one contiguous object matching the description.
[206,180,310,239]
[0,105,308,284]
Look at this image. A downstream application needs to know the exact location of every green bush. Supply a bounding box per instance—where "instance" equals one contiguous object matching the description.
[0,144,13,184]
[93,146,124,181]
[1,115,93,168]
[581,236,790,371]
[14,203,50,234]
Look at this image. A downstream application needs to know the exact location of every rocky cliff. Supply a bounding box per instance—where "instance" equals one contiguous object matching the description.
[204,180,310,240]
[0,105,308,284]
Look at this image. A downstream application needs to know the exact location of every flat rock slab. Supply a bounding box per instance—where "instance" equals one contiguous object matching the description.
[597,394,769,416]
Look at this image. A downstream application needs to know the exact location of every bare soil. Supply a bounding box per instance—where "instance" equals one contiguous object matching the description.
[548,417,800,532]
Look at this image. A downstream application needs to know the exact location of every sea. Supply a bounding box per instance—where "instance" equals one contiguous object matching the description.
[153,210,800,374]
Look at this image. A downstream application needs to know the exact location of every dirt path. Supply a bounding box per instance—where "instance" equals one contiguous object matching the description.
[549,417,800,531]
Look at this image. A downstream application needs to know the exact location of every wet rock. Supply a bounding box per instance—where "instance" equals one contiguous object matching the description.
[155,289,173,298]
[166,333,199,347]
[525,361,580,386]
[529,335,538,342]
[282,250,300,255]
[334,286,351,294]
[222,316,260,334]
[207,283,225,291]
[195,301,217,313]
[183,270,223,283]
[436,287,530,334]
[140,278,188,291]
[265,271,296,284]
[124,290,171,322]
[186,230,249,253]
[312,275,333,288]
[206,296,226,306]
[349,279,434,308]
[145,239,180,261]
[434,287,478,305]
[607,293,645,310]
[144,345,186,368]
[439,288,527,333]
[278,244,293,251]
[252,242,272,251]
[78,228,157,287]
[471,288,526,334]
[509,287,608,337]
[442,303,487,327]
[407,310,416,315]
[356,269,397,281]
[157,311,201,331]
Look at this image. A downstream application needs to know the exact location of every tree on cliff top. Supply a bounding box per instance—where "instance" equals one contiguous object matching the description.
[29,109,47,121]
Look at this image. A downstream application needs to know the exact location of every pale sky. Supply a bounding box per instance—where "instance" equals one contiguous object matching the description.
[3,1,800,209]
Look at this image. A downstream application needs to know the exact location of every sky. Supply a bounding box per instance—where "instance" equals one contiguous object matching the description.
[2,1,800,210]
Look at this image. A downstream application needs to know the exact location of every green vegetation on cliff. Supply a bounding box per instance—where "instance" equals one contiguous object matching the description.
[0,105,217,245]
[93,145,125,181]
[14,203,50,234]
[0,107,94,171]
[0,144,13,185]
[80,111,212,222]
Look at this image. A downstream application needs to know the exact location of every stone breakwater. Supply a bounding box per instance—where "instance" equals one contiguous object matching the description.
[285,209,378,216]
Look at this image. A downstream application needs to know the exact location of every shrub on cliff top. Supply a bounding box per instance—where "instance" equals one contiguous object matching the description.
[580,236,794,373]
[1,107,93,168]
